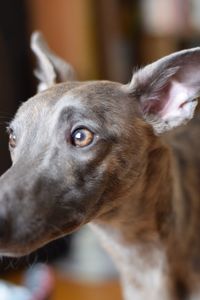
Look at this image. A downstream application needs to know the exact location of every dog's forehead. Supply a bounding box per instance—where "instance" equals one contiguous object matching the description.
[14,80,128,124]
[68,80,125,100]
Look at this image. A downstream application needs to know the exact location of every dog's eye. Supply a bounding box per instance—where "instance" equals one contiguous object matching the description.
[9,133,17,148]
[71,128,94,147]
[7,128,16,149]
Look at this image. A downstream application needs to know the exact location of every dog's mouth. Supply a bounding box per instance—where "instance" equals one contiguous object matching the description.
[0,217,84,258]
[0,246,39,257]
[0,235,57,257]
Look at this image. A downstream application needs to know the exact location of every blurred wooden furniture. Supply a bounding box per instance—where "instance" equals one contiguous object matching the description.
[28,0,99,80]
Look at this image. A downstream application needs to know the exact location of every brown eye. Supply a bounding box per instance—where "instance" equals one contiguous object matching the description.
[71,128,94,147]
[9,133,16,149]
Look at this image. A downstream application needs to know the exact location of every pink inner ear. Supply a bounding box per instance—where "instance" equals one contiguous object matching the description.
[158,63,200,120]
[141,83,170,115]
[159,80,197,120]
[141,77,198,130]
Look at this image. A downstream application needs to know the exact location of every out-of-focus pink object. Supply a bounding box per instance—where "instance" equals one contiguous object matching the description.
[0,263,55,300]
[23,263,55,300]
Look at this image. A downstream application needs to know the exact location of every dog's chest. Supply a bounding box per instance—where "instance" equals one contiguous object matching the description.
[90,223,169,300]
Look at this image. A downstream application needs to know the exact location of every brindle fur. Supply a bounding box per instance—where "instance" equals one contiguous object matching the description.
[0,32,200,299]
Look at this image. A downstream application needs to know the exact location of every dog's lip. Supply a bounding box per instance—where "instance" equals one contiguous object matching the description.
[0,219,84,258]
[0,238,49,257]
[0,243,38,257]
[0,251,23,257]
[0,245,42,257]
[0,231,69,258]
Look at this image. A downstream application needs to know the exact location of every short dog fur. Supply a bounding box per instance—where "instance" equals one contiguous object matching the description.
[0,32,200,299]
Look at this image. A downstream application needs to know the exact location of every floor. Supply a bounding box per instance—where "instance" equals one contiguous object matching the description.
[2,269,123,300]
[52,273,122,300]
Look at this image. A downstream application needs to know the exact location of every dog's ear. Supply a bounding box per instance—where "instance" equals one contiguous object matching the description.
[127,48,200,133]
[31,31,76,92]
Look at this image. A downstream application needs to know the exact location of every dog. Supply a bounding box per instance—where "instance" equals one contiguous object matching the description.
[0,32,199,300]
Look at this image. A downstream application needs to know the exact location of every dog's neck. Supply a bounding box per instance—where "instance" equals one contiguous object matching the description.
[91,136,177,300]
[94,135,175,243]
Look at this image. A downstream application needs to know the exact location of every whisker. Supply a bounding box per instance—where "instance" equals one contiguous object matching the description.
[4,257,15,271]
[27,251,39,268]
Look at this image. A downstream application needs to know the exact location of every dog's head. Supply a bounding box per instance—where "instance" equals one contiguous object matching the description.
[0,32,199,256]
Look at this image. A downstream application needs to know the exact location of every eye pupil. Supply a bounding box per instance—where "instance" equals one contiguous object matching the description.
[75,131,84,141]
[72,128,94,147]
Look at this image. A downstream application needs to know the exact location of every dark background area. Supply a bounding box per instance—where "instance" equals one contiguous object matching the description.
[0,0,33,174]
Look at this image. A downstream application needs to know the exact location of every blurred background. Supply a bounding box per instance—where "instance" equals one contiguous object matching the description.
[0,0,200,299]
